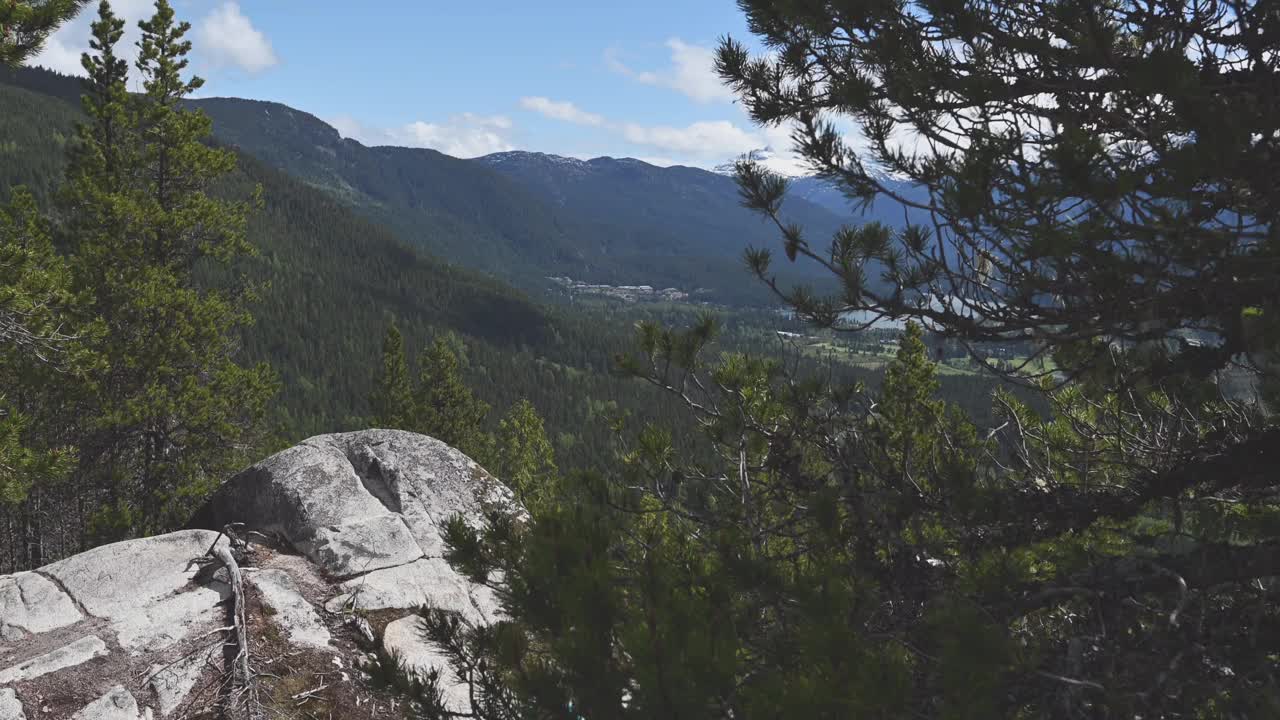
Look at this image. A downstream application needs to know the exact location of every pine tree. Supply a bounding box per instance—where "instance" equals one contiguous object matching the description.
[419,323,985,719]
[0,0,89,65]
[0,189,77,562]
[694,0,1278,713]
[74,0,128,182]
[494,399,557,510]
[0,189,75,375]
[370,323,413,429]
[61,0,129,299]
[872,319,980,498]
[414,336,491,462]
[878,321,939,470]
[429,29,1280,696]
[63,0,276,537]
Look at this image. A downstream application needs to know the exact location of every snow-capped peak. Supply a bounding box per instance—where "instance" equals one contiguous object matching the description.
[713,146,812,178]
[479,150,590,168]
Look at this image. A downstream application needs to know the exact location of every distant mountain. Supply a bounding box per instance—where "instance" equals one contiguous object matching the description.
[789,174,931,226]
[711,146,786,176]
[171,96,849,302]
[0,71,679,454]
[185,97,598,284]
[707,146,935,239]
[0,65,858,304]
[0,75,560,435]
[475,150,845,283]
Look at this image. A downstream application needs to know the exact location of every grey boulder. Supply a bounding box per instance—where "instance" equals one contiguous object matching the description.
[69,686,143,720]
[0,572,81,641]
[194,429,519,579]
[247,568,330,650]
[0,688,25,720]
[3,429,522,719]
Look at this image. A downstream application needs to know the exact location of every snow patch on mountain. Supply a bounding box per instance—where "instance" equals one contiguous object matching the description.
[712,146,806,177]
[480,150,590,169]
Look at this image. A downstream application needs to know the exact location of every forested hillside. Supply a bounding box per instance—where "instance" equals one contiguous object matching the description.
[190,95,600,285]
[189,97,847,303]
[789,174,930,224]
[1,64,858,304]
[6,1,1275,715]
[476,150,850,292]
[0,65,1017,459]
[0,78,79,205]
[0,74,678,465]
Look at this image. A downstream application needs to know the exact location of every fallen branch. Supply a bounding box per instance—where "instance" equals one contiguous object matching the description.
[291,681,330,706]
[212,543,252,692]
[198,625,237,639]
[1036,669,1105,692]
[203,525,263,720]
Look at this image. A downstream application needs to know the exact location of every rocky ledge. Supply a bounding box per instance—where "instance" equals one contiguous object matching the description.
[0,430,518,719]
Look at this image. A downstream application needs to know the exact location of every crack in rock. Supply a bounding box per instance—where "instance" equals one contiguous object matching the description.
[346,442,404,515]
[0,635,109,684]
[29,569,95,620]
[247,569,331,650]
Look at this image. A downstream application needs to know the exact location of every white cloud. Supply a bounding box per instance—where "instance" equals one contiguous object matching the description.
[619,119,812,175]
[28,33,87,76]
[664,39,735,104]
[197,2,278,74]
[29,0,278,81]
[621,120,759,157]
[606,39,736,104]
[634,156,685,168]
[760,123,797,155]
[327,115,371,144]
[396,114,515,157]
[519,96,605,126]
[513,94,758,162]
[29,0,154,77]
[328,113,517,158]
[508,93,814,173]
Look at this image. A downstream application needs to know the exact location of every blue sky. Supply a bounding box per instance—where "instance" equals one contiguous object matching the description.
[33,0,809,172]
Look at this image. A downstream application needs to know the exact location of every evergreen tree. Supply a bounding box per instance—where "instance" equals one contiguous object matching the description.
[74,0,127,183]
[721,0,1279,390]
[0,188,75,376]
[418,325,987,719]
[877,321,939,476]
[0,0,89,65]
[421,2,1280,716]
[494,398,557,510]
[63,0,276,537]
[0,189,78,568]
[370,322,414,429]
[414,336,491,462]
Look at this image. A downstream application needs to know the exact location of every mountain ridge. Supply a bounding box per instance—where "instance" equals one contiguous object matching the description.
[2,64,912,302]
[173,86,867,302]
[0,71,633,447]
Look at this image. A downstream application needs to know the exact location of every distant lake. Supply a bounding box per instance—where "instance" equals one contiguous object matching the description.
[839,310,906,329]
[777,307,906,330]
[778,295,1002,331]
